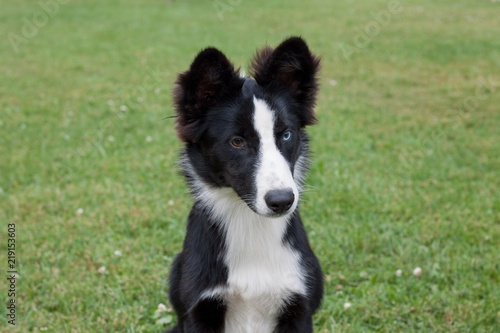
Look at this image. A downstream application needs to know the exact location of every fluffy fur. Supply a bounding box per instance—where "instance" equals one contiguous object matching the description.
[167,36,322,333]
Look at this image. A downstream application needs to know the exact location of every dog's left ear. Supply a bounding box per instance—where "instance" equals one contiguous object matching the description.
[250,36,320,126]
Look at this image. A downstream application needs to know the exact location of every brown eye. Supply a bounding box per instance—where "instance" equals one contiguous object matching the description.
[230,136,246,148]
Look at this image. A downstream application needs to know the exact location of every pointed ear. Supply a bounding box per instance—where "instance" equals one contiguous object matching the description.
[250,37,320,126]
[174,48,241,142]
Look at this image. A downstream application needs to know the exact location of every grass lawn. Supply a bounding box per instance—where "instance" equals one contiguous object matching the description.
[1,0,499,332]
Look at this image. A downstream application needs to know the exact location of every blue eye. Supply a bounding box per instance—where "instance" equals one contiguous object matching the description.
[283,130,292,141]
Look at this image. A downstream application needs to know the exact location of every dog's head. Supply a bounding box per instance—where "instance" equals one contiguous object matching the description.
[173,37,320,218]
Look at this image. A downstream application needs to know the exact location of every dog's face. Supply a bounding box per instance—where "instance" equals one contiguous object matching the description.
[174,37,320,218]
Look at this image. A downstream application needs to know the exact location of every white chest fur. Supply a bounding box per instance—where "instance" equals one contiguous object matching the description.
[223,213,305,333]
[198,188,306,333]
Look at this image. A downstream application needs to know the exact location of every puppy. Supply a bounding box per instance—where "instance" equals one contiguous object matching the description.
[168,36,323,333]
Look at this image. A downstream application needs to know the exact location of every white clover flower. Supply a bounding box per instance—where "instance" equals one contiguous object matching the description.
[76,208,84,215]
[396,269,403,277]
[114,250,122,257]
[156,303,168,314]
[97,266,106,274]
[413,267,422,277]
[344,302,352,310]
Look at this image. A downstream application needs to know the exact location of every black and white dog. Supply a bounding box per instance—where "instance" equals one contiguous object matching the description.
[168,37,323,333]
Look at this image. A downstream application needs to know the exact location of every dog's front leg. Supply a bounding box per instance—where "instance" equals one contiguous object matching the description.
[183,297,226,333]
[274,294,313,333]
[275,315,312,333]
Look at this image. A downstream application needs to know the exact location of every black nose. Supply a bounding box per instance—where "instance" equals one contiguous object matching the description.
[264,189,295,214]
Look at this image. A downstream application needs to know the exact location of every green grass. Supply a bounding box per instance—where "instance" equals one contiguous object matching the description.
[1,0,499,332]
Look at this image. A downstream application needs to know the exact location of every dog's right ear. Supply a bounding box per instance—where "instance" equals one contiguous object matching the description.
[173,48,240,142]
[250,37,320,127]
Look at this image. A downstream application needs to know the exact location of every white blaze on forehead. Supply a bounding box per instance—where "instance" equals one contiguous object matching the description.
[253,97,299,216]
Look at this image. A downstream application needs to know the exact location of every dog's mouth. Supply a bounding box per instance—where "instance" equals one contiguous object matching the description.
[252,208,294,219]
[262,210,294,219]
